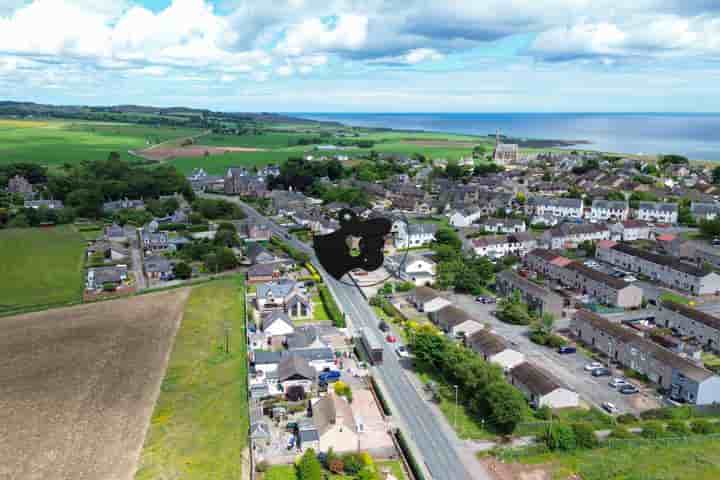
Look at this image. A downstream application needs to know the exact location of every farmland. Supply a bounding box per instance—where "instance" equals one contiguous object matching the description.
[135,277,249,480]
[0,226,86,315]
[0,119,201,166]
[0,289,190,480]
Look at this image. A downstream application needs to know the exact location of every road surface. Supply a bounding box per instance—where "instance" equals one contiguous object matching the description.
[212,195,481,480]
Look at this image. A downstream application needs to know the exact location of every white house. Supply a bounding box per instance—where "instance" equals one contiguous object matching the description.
[691,202,720,222]
[589,200,629,221]
[386,253,437,286]
[261,311,295,338]
[394,222,438,248]
[609,219,652,241]
[470,235,517,258]
[450,319,484,339]
[528,196,583,218]
[636,202,678,224]
[479,217,527,234]
[449,208,483,228]
[509,362,580,409]
[409,286,451,313]
[467,330,525,371]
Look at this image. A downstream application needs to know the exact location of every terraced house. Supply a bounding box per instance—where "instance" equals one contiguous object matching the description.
[589,200,630,221]
[573,310,720,405]
[636,201,678,224]
[658,300,720,353]
[540,222,610,250]
[527,196,583,219]
[596,241,720,295]
[495,270,565,317]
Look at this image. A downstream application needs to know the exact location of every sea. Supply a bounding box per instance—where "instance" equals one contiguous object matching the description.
[292,112,720,161]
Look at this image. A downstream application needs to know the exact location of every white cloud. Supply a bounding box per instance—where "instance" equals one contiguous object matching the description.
[275,14,368,56]
[276,64,294,76]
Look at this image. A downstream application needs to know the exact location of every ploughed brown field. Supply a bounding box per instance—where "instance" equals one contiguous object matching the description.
[137,145,265,160]
[0,289,190,480]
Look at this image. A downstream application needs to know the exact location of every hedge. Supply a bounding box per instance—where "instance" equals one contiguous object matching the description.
[318,285,345,328]
[370,375,392,416]
[395,429,426,480]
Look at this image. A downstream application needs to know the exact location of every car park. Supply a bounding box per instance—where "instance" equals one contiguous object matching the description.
[619,384,639,395]
[584,362,603,371]
[602,402,619,414]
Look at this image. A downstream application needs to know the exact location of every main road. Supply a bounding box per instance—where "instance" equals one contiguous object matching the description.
[209,195,483,480]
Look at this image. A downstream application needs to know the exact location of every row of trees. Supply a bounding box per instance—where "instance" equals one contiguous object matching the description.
[409,328,528,433]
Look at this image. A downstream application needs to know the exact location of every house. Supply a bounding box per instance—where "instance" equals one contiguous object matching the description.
[495,270,565,317]
[7,175,33,195]
[247,263,282,283]
[609,219,651,242]
[102,198,145,213]
[297,419,321,451]
[467,330,526,371]
[430,305,474,333]
[312,393,359,453]
[385,253,436,286]
[289,347,336,373]
[86,265,127,291]
[256,279,311,317]
[479,217,526,234]
[450,319,484,339]
[509,362,580,409]
[573,309,720,405]
[658,300,720,353]
[596,241,720,295]
[262,311,295,338]
[541,223,610,250]
[557,262,643,308]
[527,196,583,219]
[394,222,438,248]
[448,208,483,228]
[470,235,515,258]
[691,202,720,222]
[636,202,678,224]
[589,200,629,222]
[104,223,128,242]
[251,350,283,378]
[286,325,328,350]
[144,255,174,280]
[277,355,315,397]
[24,199,63,209]
[224,167,269,197]
[246,243,277,264]
[530,213,560,228]
[408,286,451,313]
[139,227,169,252]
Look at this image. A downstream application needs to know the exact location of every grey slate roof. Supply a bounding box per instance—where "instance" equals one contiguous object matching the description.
[638,201,678,213]
[592,200,628,210]
[511,362,565,396]
[277,355,315,382]
[262,311,293,331]
[252,350,283,365]
[289,347,334,362]
[257,279,297,299]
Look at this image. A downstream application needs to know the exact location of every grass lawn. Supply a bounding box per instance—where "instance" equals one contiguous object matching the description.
[518,436,720,480]
[0,226,85,314]
[135,276,248,480]
[660,291,694,305]
[313,298,330,321]
[0,119,200,166]
[263,464,297,480]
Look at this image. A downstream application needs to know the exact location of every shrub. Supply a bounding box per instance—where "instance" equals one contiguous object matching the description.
[610,426,636,439]
[319,285,345,327]
[666,420,691,436]
[536,405,553,421]
[328,458,344,474]
[342,453,363,475]
[174,261,192,279]
[640,421,665,439]
[546,334,567,349]
[543,423,577,451]
[617,413,638,425]
[297,449,322,480]
[691,419,714,435]
[572,422,599,449]
[256,460,269,472]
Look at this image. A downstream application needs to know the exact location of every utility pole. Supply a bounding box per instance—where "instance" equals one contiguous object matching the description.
[454,385,459,431]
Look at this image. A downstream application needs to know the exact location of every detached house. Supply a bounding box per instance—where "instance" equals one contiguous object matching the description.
[256,280,313,319]
[409,286,451,313]
[636,202,678,224]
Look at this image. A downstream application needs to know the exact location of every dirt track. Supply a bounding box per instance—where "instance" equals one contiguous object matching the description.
[0,289,190,480]
[137,145,265,160]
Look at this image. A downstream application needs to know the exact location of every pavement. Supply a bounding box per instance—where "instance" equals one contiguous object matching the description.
[447,293,661,415]
[211,194,483,480]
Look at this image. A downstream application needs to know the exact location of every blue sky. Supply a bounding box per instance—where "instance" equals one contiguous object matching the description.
[1,0,720,112]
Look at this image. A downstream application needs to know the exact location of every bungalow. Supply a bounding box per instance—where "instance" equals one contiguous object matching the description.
[408,286,451,313]
[430,305,474,333]
[573,309,720,405]
[86,265,127,291]
[247,263,282,283]
[596,241,720,295]
[277,355,316,397]
[589,200,629,222]
[509,362,580,409]
[636,202,678,224]
[312,393,359,453]
[286,325,328,350]
[467,330,526,371]
[451,319,484,339]
[289,347,336,373]
[262,311,295,338]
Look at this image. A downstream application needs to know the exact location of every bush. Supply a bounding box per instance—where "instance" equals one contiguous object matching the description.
[318,284,345,328]
[174,261,192,279]
[617,413,638,425]
[572,422,599,449]
[691,419,714,435]
[256,460,269,472]
[543,423,577,451]
[328,458,344,474]
[536,405,553,421]
[341,453,363,475]
[546,334,567,349]
[640,421,665,439]
[610,426,636,439]
[666,420,691,436]
[297,449,322,480]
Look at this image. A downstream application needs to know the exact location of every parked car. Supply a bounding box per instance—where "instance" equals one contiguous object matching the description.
[386,334,397,343]
[619,384,639,395]
[624,275,637,282]
[396,345,411,359]
[602,402,619,414]
[591,367,611,377]
[609,377,629,389]
[378,321,389,332]
[584,362,603,371]
[558,345,577,354]
[319,370,341,383]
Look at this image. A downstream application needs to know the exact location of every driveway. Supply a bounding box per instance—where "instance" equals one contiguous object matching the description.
[447,293,661,415]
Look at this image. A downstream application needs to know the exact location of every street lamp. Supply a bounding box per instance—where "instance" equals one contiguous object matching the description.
[454,385,459,431]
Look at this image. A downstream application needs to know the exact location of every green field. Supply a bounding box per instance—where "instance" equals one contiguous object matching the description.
[135,277,248,480]
[519,436,720,480]
[0,226,85,314]
[199,132,315,149]
[0,119,200,166]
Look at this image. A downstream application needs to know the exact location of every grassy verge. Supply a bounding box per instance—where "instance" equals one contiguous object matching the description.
[135,276,248,480]
[0,226,85,314]
[660,291,693,305]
